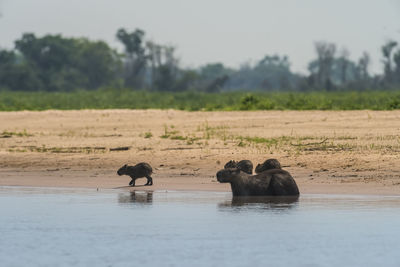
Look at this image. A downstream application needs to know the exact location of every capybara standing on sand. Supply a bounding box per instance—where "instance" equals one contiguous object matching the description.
[216,168,299,196]
[117,162,153,186]
[255,158,282,174]
[224,160,253,174]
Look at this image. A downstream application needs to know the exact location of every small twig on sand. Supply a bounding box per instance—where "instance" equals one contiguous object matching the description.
[161,147,201,151]
[290,138,328,146]
[110,146,131,151]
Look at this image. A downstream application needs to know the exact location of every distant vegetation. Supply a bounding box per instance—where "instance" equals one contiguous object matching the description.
[1,28,400,94]
[1,28,400,111]
[1,90,400,111]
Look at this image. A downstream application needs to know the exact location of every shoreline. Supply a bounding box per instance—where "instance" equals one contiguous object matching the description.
[1,109,400,196]
[2,183,400,197]
[1,168,399,196]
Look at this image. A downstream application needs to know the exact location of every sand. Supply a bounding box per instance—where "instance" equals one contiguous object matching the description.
[1,109,400,195]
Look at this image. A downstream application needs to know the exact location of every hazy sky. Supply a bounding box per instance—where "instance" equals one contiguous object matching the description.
[1,0,399,74]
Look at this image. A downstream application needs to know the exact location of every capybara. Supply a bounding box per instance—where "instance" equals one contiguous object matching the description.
[217,168,299,196]
[224,160,253,174]
[117,162,153,186]
[255,158,282,173]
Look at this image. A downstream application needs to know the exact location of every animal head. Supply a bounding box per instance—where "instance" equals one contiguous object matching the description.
[237,160,253,174]
[117,164,128,176]
[224,160,237,169]
[255,158,281,173]
[216,168,241,183]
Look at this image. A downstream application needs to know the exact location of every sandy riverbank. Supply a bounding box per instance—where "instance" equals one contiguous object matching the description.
[1,109,400,195]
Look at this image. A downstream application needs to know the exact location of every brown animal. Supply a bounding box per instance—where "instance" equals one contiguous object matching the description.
[216,168,299,196]
[224,160,253,174]
[117,162,153,186]
[255,158,281,173]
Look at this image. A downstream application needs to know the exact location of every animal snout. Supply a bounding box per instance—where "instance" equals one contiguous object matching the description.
[216,170,223,182]
[117,170,122,176]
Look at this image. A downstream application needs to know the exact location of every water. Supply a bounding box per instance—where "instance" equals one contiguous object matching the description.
[1,187,400,267]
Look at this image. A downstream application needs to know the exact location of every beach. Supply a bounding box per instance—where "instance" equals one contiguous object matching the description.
[1,109,400,195]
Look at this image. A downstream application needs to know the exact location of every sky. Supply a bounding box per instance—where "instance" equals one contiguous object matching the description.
[0,0,399,74]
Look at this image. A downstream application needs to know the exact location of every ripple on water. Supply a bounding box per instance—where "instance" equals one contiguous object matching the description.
[1,187,400,267]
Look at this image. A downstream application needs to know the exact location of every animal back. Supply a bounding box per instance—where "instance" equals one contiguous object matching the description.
[136,162,153,174]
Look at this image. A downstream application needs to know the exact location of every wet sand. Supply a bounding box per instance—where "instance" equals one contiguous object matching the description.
[1,109,400,195]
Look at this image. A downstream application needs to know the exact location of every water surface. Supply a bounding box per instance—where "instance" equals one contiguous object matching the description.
[1,187,400,267]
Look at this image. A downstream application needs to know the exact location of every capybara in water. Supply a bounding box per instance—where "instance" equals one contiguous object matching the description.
[216,168,299,196]
[255,158,282,174]
[117,162,153,186]
[224,160,253,174]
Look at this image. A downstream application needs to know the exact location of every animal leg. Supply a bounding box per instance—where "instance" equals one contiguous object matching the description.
[145,176,153,186]
[129,179,135,187]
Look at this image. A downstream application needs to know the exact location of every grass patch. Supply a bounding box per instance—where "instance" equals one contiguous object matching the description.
[197,122,230,140]
[159,124,204,145]
[1,89,400,111]
[160,125,179,138]
[1,129,33,137]
[169,135,186,140]
[236,135,293,148]
[8,145,107,153]
[144,132,153,138]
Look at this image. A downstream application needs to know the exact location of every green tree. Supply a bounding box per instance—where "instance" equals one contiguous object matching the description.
[13,33,119,91]
[311,41,336,90]
[116,28,147,88]
[357,52,370,81]
[381,40,397,83]
[146,43,180,91]
[174,70,199,92]
[199,63,232,92]
[0,49,42,91]
[393,49,400,83]
[227,55,297,91]
[337,48,350,85]
[75,39,121,89]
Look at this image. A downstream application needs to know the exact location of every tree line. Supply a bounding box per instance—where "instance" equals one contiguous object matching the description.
[0,28,399,92]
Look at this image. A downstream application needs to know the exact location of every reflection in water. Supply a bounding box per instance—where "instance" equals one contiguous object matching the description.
[2,188,400,266]
[218,196,299,211]
[118,191,153,204]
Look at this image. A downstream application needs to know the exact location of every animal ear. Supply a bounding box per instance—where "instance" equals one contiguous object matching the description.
[124,164,127,167]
